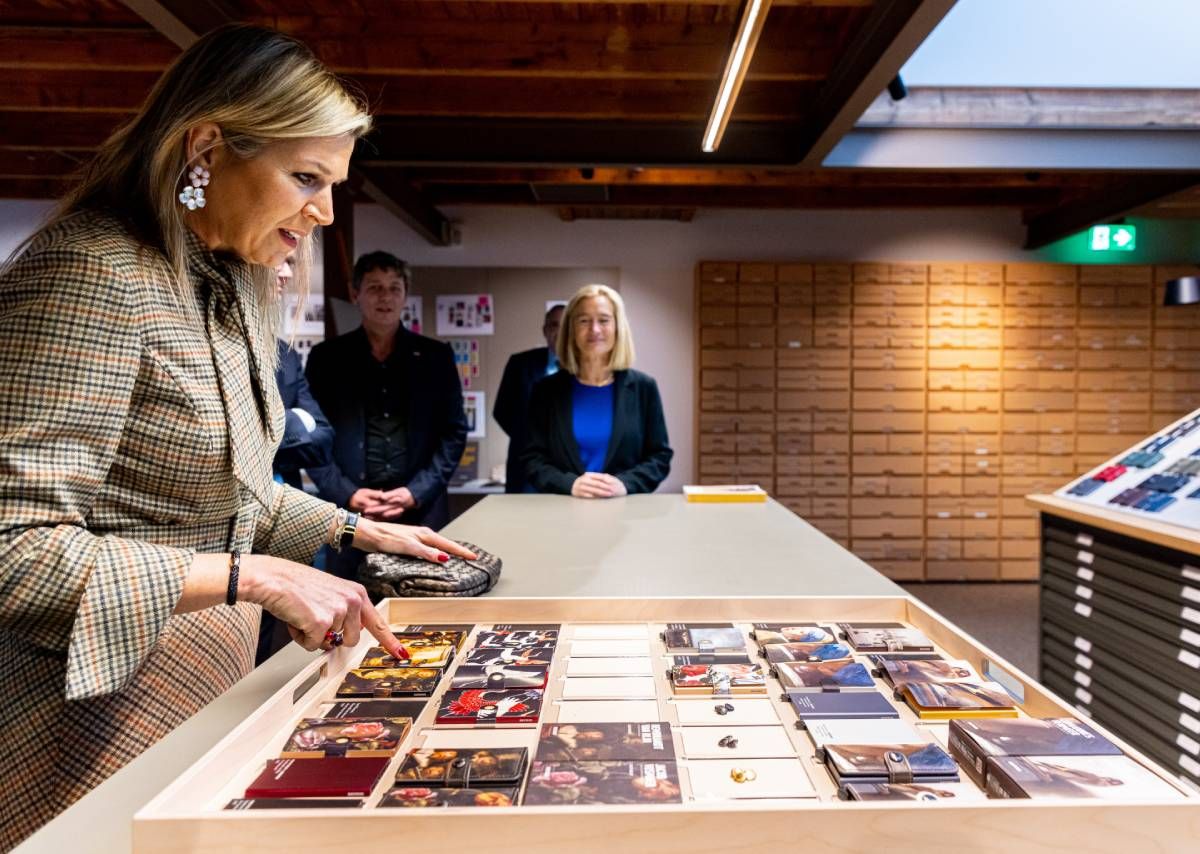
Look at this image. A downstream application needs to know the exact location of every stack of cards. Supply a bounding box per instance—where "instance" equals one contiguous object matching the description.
[838,622,935,653]
[669,658,768,696]
[525,722,682,805]
[381,747,528,807]
[948,717,1124,789]
[876,659,978,691]
[895,681,1019,721]
[558,624,657,715]
[336,625,471,700]
[436,625,558,724]
[750,623,837,648]
[774,660,875,691]
[821,743,960,790]
[663,623,746,654]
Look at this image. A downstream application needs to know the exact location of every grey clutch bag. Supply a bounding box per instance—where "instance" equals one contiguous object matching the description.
[359,542,501,598]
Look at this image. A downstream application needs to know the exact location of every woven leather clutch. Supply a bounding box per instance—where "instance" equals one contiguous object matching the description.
[360,541,501,598]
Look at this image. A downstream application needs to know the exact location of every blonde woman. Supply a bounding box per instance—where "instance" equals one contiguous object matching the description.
[0,25,472,844]
[521,284,673,497]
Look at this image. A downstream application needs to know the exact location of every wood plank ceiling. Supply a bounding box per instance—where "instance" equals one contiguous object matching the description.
[0,0,1187,243]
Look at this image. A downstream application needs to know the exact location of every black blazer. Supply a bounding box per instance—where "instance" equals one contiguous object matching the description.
[304,326,467,530]
[493,346,554,493]
[272,340,334,489]
[522,368,672,495]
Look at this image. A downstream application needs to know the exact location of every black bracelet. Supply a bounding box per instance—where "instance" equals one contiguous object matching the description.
[336,512,360,552]
[226,550,241,606]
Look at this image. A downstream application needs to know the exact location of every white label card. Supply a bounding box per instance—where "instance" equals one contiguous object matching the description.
[1075,585,1093,600]
[1073,670,1092,688]
[1076,550,1094,565]
[1075,687,1093,705]
[1075,533,1094,547]
[1076,566,1095,582]
[1074,637,1093,653]
[1074,653,1093,670]
[1074,602,1093,618]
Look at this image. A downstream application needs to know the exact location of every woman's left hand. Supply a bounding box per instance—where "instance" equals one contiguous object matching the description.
[354,517,477,564]
[596,473,628,497]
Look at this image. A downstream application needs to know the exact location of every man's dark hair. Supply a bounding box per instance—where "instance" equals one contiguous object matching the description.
[352,251,411,292]
[543,303,565,324]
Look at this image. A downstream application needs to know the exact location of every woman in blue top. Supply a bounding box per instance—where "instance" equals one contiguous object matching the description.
[521,284,673,497]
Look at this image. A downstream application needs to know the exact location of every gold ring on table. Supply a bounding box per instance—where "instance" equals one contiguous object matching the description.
[729,767,757,783]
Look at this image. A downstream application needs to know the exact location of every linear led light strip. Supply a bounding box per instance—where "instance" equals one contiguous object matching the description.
[702,0,774,153]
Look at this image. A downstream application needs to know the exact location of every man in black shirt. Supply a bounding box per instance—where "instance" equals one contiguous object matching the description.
[494,304,564,493]
[306,252,467,580]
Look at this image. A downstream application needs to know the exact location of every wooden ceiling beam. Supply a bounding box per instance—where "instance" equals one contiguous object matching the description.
[0,25,178,69]
[796,0,956,165]
[0,150,90,177]
[265,20,836,82]
[0,176,70,199]
[0,110,125,150]
[122,0,452,247]
[423,183,1064,208]
[0,68,158,112]
[1024,173,1200,249]
[399,166,1128,190]
[365,118,798,166]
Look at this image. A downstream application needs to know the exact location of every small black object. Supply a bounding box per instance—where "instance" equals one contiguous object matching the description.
[1164,275,1200,306]
[225,549,240,607]
[714,704,728,715]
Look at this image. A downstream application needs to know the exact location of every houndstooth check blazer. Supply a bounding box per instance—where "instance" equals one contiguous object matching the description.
[0,209,336,847]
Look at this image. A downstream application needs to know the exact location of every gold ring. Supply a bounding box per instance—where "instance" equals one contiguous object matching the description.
[730,767,757,783]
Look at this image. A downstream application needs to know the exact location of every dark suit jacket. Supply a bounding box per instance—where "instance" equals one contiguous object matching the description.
[494,346,553,493]
[272,340,334,489]
[522,368,673,495]
[304,326,467,531]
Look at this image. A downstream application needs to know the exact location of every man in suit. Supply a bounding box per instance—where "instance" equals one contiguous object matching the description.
[494,303,564,493]
[306,251,467,580]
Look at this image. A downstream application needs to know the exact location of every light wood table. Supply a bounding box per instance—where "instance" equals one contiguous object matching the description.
[17,496,898,854]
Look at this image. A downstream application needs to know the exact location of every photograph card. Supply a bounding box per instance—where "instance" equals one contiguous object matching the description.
[379,786,519,808]
[524,760,682,805]
[435,688,544,724]
[449,664,549,691]
[670,662,768,696]
[751,624,836,647]
[787,690,899,723]
[464,646,555,667]
[763,643,854,664]
[280,717,412,759]
[336,668,443,699]
[536,722,676,762]
[662,623,746,653]
[774,660,875,691]
[396,747,529,787]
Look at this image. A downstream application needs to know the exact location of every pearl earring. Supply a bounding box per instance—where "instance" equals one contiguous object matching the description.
[179,165,210,211]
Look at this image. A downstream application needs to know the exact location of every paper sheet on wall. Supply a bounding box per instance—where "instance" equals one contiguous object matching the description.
[401,295,423,334]
[450,339,481,389]
[463,391,486,439]
[437,294,494,336]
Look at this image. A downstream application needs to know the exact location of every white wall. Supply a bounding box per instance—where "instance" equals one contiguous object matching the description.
[354,204,1051,491]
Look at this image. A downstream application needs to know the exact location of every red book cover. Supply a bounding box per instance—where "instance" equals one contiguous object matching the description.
[244,757,389,798]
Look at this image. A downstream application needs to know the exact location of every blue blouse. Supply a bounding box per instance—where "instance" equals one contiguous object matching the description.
[571,378,614,472]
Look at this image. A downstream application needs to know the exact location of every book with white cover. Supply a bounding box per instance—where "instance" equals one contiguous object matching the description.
[566,657,654,677]
[560,677,657,700]
[553,700,660,723]
[804,718,922,748]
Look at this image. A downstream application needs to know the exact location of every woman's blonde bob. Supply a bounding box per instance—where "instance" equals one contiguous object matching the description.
[556,283,636,375]
[20,24,372,361]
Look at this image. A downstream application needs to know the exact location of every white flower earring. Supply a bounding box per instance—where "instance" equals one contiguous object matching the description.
[179,165,210,211]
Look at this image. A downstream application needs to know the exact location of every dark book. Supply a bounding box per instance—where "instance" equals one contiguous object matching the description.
[838,622,935,653]
[866,652,944,676]
[449,664,549,690]
[669,653,754,666]
[536,722,676,763]
[321,699,428,721]
[395,747,528,787]
[473,628,559,649]
[244,757,389,799]
[949,717,1122,788]
[280,717,411,759]
[763,643,853,664]
[878,659,976,689]
[774,660,875,690]
[463,646,555,667]
[897,681,1018,721]
[225,798,364,810]
[435,688,544,724]
[750,623,836,647]
[379,786,518,808]
[787,690,899,725]
[821,743,959,787]
[840,782,981,803]
[335,667,442,699]
[662,623,745,653]
[397,625,474,650]
[985,754,1183,800]
[669,662,767,695]
[523,760,682,805]
[359,642,453,670]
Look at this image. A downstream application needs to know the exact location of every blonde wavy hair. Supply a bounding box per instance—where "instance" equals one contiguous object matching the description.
[26,24,371,365]
[556,284,636,375]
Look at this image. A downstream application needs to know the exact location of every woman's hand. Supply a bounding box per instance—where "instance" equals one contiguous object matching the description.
[570,472,628,499]
[353,517,477,564]
[238,555,407,657]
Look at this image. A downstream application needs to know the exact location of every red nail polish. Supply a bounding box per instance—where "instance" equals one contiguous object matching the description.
[437,553,449,563]
[396,646,410,660]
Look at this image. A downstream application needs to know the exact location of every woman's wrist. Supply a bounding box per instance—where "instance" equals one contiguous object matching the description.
[234,554,280,607]
[353,517,378,552]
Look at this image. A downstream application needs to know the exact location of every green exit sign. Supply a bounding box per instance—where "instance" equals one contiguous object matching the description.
[1089,224,1137,252]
